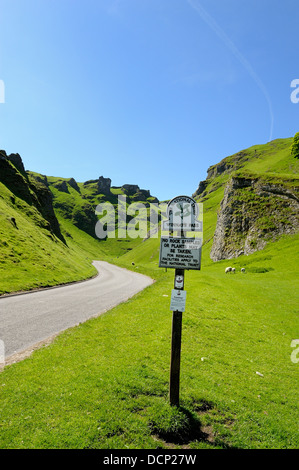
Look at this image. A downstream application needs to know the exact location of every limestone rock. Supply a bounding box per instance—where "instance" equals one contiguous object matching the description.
[122,184,140,195]
[68,177,80,193]
[0,154,65,243]
[0,150,26,173]
[210,175,299,261]
[54,180,69,193]
[7,153,25,174]
[97,176,111,195]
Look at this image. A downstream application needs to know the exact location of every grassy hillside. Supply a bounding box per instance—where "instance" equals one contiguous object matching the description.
[0,175,104,295]
[0,137,298,449]
[193,137,299,262]
[0,161,158,295]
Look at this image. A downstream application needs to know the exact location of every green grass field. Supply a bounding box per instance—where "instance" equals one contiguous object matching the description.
[0,231,298,449]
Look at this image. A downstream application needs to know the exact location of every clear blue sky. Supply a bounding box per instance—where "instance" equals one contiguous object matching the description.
[0,0,298,201]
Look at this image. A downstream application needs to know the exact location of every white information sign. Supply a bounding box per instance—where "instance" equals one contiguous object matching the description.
[170,289,187,312]
[159,237,202,270]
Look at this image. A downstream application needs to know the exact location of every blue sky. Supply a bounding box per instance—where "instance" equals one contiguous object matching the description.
[0,0,298,201]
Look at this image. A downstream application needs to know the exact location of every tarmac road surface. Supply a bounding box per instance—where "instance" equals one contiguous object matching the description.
[0,261,153,360]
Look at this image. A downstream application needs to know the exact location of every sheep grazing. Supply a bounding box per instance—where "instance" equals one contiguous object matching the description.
[225,266,236,273]
[241,268,246,273]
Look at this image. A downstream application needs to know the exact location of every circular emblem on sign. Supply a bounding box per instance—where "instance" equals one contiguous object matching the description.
[166,195,198,218]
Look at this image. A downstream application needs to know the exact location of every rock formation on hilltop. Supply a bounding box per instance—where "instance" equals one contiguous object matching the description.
[6,153,26,174]
[54,180,69,193]
[97,176,111,195]
[68,177,80,193]
[192,150,252,200]
[120,185,158,203]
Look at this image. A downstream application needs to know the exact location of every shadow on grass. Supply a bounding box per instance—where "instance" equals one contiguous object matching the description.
[149,400,237,449]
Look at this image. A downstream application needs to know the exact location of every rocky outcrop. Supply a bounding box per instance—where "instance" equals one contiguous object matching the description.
[207,151,250,180]
[68,177,80,193]
[0,150,25,174]
[192,180,209,198]
[122,184,140,195]
[97,176,111,195]
[29,175,66,243]
[0,152,65,243]
[54,180,69,193]
[7,153,26,174]
[210,175,299,261]
[0,154,32,203]
[32,174,49,187]
[71,203,98,238]
[193,151,252,199]
[82,176,111,195]
[121,185,158,202]
[83,179,98,186]
[131,189,151,202]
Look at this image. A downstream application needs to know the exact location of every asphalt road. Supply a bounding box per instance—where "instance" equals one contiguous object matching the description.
[0,261,153,360]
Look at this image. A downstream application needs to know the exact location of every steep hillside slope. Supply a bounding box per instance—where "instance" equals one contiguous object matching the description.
[192,136,299,261]
[29,171,160,257]
[0,152,107,294]
[0,151,64,242]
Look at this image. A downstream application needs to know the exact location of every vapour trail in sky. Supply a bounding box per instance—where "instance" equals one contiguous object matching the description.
[187,0,274,142]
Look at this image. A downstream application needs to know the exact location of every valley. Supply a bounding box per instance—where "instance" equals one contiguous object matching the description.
[0,136,298,449]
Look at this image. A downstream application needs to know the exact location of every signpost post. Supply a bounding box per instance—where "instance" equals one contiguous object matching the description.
[169,268,185,406]
[159,196,202,407]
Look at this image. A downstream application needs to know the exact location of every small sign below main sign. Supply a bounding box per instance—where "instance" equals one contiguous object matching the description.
[159,237,202,270]
[170,289,187,312]
[174,274,184,289]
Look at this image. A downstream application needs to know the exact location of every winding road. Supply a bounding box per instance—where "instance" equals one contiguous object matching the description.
[0,261,153,362]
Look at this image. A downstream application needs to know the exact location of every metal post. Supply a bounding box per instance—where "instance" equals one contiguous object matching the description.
[169,268,184,406]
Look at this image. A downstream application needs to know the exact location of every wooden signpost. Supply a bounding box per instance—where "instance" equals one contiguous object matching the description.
[159,196,203,406]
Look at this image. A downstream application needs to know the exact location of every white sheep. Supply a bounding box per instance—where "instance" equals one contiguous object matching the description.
[232,267,235,273]
[241,267,246,273]
[225,267,232,273]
